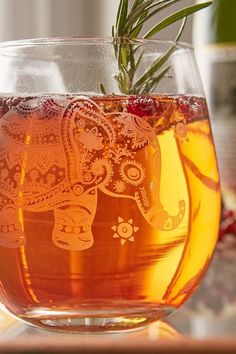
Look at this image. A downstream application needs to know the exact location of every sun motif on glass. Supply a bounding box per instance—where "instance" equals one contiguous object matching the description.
[111,217,139,245]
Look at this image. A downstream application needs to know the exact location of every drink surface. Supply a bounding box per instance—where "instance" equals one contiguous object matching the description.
[0,94,220,324]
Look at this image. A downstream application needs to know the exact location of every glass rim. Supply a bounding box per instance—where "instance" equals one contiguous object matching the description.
[0,36,194,50]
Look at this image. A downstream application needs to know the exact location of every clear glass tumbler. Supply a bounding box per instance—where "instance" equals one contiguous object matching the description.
[0,38,220,333]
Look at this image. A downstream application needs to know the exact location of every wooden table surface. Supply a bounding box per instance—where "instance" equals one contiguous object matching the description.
[0,306,236,354]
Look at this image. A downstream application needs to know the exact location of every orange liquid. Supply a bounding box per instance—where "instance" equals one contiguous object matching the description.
[0,95,220,331]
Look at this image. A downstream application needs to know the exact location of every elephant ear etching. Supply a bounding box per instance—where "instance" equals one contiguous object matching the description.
[0,96,185,250]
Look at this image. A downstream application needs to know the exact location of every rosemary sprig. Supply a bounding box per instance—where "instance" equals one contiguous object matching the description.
[132,15,186,93]
[144,2,212,38]
[107,0,213,95]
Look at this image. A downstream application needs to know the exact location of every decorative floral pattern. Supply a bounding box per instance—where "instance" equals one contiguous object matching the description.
[0,96,185,250]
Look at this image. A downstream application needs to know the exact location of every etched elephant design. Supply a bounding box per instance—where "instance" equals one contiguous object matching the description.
[0,96,185,250]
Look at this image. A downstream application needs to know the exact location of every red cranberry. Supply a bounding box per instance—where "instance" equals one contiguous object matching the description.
[177,96,207,120]
[223,209,234,219]
[126,95,164,118]
[219,208,236,241]
[218,229,224,240]
[225,221,236,234]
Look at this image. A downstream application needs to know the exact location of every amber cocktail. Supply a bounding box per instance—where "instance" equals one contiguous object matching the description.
[0,39,220,332]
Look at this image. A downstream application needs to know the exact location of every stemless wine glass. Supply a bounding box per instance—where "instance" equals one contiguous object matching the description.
[0,38,220,333]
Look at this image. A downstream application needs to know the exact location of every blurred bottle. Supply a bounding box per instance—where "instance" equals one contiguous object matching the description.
[193,0,236,211]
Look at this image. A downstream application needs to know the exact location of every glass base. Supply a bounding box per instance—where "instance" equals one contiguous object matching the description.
[18,306,175,333]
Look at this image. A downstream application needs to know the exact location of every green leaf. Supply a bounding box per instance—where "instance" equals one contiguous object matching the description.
[121,45,128,67]
[116,0,129,36]
[175,16,187,41]
[131,17,186,93]
[115,1,123,32]
[114,64,131,94]
[131,0,145,12]
[140,66,170,93]
[131,45,175,93]
[99,83,107,94]
[130,0,182,36]
[134,51,144,72]
[126,0,180,30]
[128,44,136,82]
[125,0,154,30]
[129,8,150,38]
[144,1,213,39]
[120,64,131,93]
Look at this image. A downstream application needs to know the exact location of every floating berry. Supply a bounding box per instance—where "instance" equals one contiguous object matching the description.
[177,96,197,119]
[126,95,164,118]
[0,97,24,116]
[177,96,207,120]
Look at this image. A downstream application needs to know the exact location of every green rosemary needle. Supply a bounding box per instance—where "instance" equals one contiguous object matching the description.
[101,0,212,95]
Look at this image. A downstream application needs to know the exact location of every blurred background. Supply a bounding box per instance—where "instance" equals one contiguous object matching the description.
[0,0,194,43]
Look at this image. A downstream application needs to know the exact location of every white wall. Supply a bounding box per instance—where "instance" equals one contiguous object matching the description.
[0,0,194,43]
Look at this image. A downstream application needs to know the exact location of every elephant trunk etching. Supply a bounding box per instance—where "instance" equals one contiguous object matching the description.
[136,188,186,231]
[0,96,185,251]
